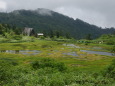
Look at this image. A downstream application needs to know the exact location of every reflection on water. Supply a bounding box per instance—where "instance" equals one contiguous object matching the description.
[63,44,80,48]
[80,50,115,56]
[0,50,41,55]
[63,44,103,50]
[92,47,103,50]
[63,52,78,56]
[63,43,115,56]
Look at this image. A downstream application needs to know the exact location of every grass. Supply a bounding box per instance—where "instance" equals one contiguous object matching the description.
[0,40,114,70]
[0,55,114,86]
[0,39,115,86]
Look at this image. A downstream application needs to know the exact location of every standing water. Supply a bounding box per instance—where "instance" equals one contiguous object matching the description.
[80,50,115,56]
[0,50,41,55]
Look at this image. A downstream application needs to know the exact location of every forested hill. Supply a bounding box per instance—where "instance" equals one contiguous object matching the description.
[0,8,115,39]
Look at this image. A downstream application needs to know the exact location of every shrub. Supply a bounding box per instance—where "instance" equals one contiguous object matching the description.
[106,40,115,45]
[49,78,65,86]
[31,58,67,72]
[103,59,115,79]
[12,35,22,40]
[0,60,14,85]
[30,36,35,42]
[41,44,52,48]
[40,36,45,39]
[111,45,115,52]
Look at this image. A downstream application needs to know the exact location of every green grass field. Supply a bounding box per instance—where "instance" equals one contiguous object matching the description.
[0,39,115,86]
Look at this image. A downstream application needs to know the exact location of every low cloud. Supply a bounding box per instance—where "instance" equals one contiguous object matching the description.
[1,0,115,28]
[54,7,107,27]
[35,8,52,16]
[0,0,7,11]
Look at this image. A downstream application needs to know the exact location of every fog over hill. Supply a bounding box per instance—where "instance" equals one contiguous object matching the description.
[0,0,115,27]
[0,8,115,39]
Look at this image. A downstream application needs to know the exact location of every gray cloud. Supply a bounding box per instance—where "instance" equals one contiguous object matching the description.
[0,0,115,28]
[0,0,7,11]
[35,8,52,16]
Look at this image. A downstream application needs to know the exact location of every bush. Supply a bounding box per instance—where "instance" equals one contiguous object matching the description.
[0,38,10,43]
[40,36,45,39]
[106,40,115,45]
[111,45,115,52]
[103,59,115,79]
[41,44,52,48]
[30,36,35,42]
[12,35,22,40]
[49,77,65,86]
[31,58,67,72]
[0,60,15,85]
[0,58,114,86]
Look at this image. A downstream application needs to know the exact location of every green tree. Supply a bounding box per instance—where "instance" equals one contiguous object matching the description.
[65,32,71,39]
[50,30,54,38]
[86,34,92,40]
[0,24,5,34]
[56,31,60,38]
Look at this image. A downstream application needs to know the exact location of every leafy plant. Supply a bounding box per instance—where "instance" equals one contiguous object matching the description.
[103,59,115,79]
[12,35,22,40]
[111,45,115,52]
[31,58,67,72]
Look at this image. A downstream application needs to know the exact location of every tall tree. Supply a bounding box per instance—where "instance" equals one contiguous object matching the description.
[50,30,54,38]
[65,32,71,39]
[56,31,60,38]
[85,34,92,40]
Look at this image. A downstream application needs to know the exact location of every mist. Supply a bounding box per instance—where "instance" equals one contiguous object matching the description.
[0,0,115,28]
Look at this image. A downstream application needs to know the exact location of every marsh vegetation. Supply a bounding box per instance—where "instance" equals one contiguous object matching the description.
[0,37,115,86]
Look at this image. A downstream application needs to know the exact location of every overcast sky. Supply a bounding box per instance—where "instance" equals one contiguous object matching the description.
[0,0,115,28]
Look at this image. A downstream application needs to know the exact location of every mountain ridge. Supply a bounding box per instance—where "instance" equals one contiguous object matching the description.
[0,8,115,39]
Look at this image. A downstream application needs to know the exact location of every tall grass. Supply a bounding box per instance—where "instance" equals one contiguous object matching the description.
[0,57,115,86]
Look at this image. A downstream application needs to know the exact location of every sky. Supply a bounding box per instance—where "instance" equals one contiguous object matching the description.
[0,0,115,28]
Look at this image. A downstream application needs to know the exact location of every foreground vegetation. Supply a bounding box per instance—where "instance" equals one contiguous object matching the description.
[0,38,115,86]
[0,57,115,86]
